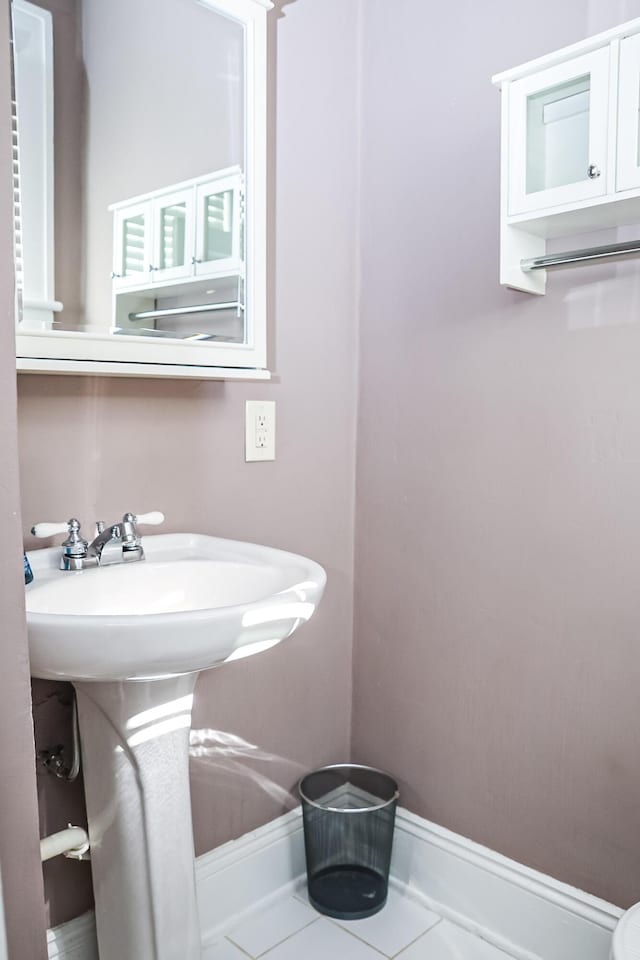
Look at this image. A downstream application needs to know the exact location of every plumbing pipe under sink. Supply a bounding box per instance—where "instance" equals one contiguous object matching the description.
[40,826,90,862]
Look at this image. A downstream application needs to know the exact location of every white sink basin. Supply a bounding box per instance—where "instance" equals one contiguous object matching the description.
[26,532,326,681]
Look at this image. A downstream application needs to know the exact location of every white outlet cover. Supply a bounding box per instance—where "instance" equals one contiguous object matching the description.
[245,400,276,462]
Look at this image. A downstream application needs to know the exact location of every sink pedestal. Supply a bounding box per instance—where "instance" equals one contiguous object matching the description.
[74,675,201,960]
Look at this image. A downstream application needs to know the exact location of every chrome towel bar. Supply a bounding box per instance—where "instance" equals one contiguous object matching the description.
[521,239,640,272]
[128,301,244,322]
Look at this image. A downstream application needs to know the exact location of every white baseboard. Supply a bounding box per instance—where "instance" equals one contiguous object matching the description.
[390,809,622,960]
[196,808,306,946]
[46,806,623,960]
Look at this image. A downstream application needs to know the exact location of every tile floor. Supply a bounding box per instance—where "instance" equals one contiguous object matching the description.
[202,883,517,960]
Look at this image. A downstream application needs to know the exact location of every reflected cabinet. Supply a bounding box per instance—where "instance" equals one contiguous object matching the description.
[494,18,640,294]
[112,169,243,289]
[110,170,246,345]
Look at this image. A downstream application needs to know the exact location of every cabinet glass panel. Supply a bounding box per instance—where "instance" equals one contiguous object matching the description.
[159,202,187,270]
[121,213,146,277]
[203,189,235,260]
[526,75,590,195]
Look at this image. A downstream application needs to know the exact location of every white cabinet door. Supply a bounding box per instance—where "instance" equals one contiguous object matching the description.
[617,33,640,192]
[508,47,610,215]
[150,188,194,283]
[194,174,243,277]
[113,201,152,287]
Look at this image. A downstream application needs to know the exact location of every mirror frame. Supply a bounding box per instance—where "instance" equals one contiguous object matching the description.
[13,0,273,380]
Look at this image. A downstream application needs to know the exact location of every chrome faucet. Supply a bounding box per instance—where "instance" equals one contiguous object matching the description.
[31,512,165,571]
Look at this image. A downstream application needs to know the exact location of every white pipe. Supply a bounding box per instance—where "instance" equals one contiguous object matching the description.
[0,869,9,960]
[40,826,90,862]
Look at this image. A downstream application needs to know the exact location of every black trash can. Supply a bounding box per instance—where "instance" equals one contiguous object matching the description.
[299,764,399,921]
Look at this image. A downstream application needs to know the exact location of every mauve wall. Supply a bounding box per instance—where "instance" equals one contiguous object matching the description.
[19,0,359,927]
[0,2,48,955]
[353,0,640,908]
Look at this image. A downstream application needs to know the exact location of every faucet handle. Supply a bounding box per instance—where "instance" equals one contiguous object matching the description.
[32,519,89,569]
[118,511,164,561]
[31,519,83,541]
[127,511,165,527]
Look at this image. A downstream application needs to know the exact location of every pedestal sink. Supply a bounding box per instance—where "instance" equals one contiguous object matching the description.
[26,533,326,960]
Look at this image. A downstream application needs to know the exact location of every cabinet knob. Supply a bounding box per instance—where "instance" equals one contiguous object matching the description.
[110,271,122,279]
[587,164,601,179]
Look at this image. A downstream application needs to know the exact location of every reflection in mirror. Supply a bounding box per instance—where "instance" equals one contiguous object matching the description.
[11,0,269,373]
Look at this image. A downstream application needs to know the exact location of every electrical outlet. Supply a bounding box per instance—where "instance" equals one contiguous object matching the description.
[245,400,276,461]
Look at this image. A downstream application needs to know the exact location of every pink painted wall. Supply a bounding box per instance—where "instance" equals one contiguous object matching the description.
[352,0,640,909]
[19,0,359,927]
[0,1,49,954]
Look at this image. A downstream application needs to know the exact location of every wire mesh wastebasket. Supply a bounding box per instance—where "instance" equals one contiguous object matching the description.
[299,764,399,920]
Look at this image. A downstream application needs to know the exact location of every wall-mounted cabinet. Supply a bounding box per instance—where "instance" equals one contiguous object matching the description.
[493,18,640,294]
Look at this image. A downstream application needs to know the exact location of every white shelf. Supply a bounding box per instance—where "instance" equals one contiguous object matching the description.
[116,268,244,300]
[17,358,272,380]
[507,186,640,238]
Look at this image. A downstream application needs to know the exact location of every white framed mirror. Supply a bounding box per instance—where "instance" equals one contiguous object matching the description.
[11,0,272,379]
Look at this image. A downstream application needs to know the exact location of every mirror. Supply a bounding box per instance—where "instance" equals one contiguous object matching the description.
[11,0,271,378]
